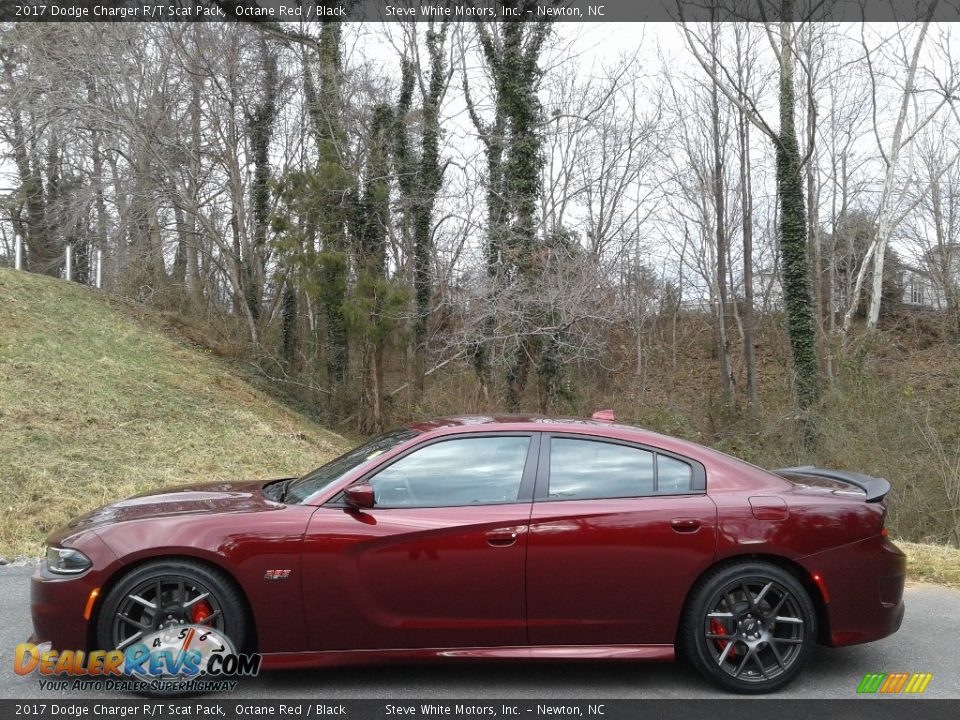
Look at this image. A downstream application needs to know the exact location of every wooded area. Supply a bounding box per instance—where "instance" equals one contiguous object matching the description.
[1,7,959,544]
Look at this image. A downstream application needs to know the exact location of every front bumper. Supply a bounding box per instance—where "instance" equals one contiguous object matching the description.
[799,535,906,647]
[30,561,101,650]
[30,531,120,651]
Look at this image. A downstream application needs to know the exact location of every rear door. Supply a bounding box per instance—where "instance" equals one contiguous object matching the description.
[526,433,717,646]
[301,432,539,651]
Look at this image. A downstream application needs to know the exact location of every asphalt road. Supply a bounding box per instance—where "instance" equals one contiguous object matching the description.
[1,565,957,699]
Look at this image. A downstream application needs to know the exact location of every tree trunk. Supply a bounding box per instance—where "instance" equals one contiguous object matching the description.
[776,5,821,410]
[393,26,450,398]
[304,21,352,385]
[186,33,204,308]
[472,106,507,405]
[355,104,394,432]
[805,27,825,333]
[710,22,735,403]
[246,38,279,326]
[167,184,186,287]
[89,79,109,289]
[281,278,299,368]
[738,106,759,416]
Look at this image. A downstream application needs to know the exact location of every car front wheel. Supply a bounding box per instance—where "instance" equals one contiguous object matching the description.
[682,561,817,693]
[96,559,248,653]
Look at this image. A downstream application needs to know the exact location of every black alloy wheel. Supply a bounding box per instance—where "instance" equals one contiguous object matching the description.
[682,561,817,693]
[96,559,248,653]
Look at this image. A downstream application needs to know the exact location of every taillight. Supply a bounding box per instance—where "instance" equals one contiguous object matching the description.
[881,527,889,538]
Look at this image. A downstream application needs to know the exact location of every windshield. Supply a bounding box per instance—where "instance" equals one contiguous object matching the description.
[284,428,420,503]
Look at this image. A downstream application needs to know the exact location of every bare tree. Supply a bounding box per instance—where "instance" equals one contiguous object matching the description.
[842,9,946,333]
[903,123,960,332]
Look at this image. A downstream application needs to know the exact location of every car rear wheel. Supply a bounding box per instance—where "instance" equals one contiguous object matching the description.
[96,559,248,653]
[682,561,817,693]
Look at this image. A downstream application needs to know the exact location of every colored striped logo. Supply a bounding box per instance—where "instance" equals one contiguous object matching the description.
[857,672,933,694]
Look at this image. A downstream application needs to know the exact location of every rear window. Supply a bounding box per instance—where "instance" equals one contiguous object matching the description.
[546,437,697,500]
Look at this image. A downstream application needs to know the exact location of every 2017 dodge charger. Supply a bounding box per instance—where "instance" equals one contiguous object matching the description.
[30,414,905,693]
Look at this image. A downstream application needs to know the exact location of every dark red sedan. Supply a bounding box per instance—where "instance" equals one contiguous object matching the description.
[31,414,905,693]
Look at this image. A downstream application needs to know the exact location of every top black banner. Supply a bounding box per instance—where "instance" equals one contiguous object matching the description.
[2,0,959,23]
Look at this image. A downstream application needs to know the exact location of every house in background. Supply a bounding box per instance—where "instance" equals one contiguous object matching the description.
[899,265,940,309]
[752,268,783,312]
[901,243,960,311]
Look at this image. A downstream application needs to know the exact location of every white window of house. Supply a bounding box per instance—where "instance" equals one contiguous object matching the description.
[911,281,925,305]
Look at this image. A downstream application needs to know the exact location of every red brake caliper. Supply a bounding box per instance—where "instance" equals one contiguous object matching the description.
[711,618,737,658]
[192,600,212,624]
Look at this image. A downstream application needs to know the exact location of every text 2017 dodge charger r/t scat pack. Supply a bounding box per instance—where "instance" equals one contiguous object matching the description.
[30,414,906,693]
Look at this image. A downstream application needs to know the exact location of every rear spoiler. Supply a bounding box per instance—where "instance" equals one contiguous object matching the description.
[774,466,891,503]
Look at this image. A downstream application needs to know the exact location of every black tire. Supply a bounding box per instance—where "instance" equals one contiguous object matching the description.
[96,558,248,653]
[681,561,817,694]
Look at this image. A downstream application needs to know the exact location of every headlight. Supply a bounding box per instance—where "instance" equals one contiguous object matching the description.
[45,546,92,575]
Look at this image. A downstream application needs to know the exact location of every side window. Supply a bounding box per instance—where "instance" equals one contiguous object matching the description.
[548,438,654,500]
[367,436,531,508]
[547,437,698,500]
[657,455,693,493]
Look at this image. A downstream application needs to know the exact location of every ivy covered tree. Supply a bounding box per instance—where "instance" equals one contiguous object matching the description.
[393,21,451,396]
[468,8,556,411]
[776,5,820,409]
[682,1,821,412]
[304,20,355,385]
[347,105,410,432]
[270,20,355,394]
[244,37,279,327]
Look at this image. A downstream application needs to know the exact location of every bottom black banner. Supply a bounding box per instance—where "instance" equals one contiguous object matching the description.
[2,699,958,720]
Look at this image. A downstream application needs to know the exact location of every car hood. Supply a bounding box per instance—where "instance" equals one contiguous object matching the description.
[64,478,289,531]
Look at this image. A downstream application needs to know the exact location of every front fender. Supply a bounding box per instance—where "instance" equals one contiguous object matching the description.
[91,505,317,653]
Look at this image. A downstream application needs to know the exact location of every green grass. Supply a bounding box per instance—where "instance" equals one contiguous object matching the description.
[898,541,960,588]
[0,268,347,557]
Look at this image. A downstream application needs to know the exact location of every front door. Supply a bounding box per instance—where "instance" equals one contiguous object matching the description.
[301,433,538,651]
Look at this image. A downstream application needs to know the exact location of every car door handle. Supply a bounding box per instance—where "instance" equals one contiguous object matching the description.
[670,518,701,533]
[485,528,520,547]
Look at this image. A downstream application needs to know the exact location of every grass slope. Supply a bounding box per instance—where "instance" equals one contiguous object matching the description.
[1,268,957,588]
[0,268,345,557]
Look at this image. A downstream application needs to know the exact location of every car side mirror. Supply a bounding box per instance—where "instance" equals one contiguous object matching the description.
[344,483,375,510]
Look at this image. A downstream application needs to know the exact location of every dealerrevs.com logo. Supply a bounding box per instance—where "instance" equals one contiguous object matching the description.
[15,625,261,693]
